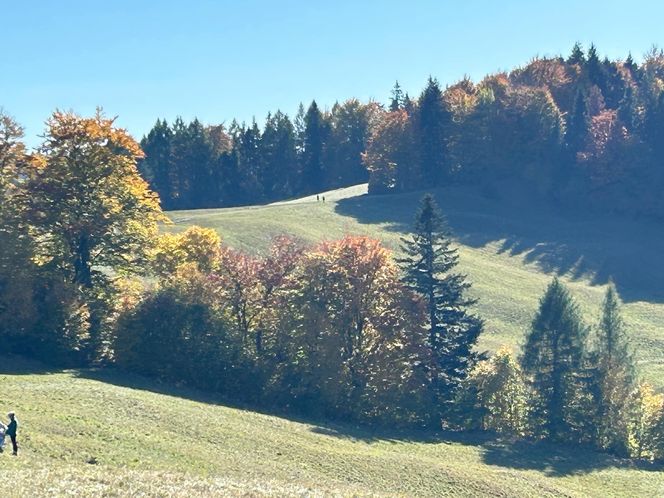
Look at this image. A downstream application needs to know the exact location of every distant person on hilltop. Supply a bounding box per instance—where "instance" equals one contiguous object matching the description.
[5,412,17,456]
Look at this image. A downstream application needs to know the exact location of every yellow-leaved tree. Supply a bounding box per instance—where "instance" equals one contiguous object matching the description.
[23,110,164,358]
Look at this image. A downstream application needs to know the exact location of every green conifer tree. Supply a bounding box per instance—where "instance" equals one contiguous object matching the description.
[521,278,590,442]
[399,194,483,420]
[593,282,636,454]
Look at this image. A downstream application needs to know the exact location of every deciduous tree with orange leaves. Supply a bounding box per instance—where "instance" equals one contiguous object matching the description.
[23,110,164,356]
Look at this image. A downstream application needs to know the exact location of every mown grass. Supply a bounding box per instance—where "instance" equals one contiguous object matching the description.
[1,356,662,497]
[167,184,664,387]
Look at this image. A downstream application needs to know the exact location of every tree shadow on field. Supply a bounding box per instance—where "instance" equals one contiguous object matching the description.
[0,354,61,375]
[14,357,658,478]
[480,438,664,477]
[311,423,664,477]
[334,185,664,303]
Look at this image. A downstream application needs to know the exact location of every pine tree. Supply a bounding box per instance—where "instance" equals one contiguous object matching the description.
[416,77,449,187]
[567,42,585,65]
[260,110,297,200]
[521,278,590,442]
[624,52,639,78]
[593,282,636,454]
[390,81,404,111]
[140,119,174,208]
[301,100,328,193]
[399,194,483,419]
[586,43,607,94]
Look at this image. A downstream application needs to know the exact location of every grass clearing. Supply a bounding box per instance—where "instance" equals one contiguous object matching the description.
[1,356,662,497]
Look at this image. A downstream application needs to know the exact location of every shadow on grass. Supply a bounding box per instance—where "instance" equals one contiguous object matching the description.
[0,354,61,375]
[334,185,664,303]
[480,438,664,477]
[311,423,664,477]
[4,354,660,478]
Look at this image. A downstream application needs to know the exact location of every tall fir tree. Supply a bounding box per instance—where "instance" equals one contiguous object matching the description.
[140,119,174,208]
[586,43,607,95]
[593,282,636,454]
[301,100,328,193]
[567,42,586,65]
[521,278,590,442]
[390,81,404,111]
[416,77,449,187]
[260,110,297,200]
[398,194,483,421]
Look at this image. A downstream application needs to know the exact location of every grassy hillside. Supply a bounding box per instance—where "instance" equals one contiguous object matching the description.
[167,184,664,387]
[1,355,662,497]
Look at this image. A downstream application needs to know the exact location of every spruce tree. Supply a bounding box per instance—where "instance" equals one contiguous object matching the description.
[521,278,590,442]
[140,119,174,208]
[586,43,607,94]
[390,81,404,111]
[301,100,327,193]
[399,194,483,418]
[593,282,636,453]
[416,77,449,187]
[567,42,585,65]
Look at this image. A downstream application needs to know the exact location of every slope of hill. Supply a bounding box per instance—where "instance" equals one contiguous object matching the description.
[167,184,664,387]
[1,355,662,497]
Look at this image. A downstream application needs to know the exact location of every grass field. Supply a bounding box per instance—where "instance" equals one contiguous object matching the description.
[167,184,664,387]
[4,184,664,496]
[1,355,662,497]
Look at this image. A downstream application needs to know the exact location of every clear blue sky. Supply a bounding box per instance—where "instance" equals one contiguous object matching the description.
[3,0,663,147]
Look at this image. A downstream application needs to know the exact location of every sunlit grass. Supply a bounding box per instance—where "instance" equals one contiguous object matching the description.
[1,356,662,497]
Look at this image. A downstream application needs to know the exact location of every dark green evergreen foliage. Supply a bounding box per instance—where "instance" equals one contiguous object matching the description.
[403,93,415,115]
[624,52,638,78]
[591,283,636,454]
[618,84,640,133]
[301,101,329,193]
[586,44,607,94]
[645,91,664,159]
[566,91,588,155]
[399,194,483,416]
[260,111,298,200]
[139,119,173,205]
[416,78,449,187]
[567,42,585,65]
[390,81,404,111]
[521,278,590,442]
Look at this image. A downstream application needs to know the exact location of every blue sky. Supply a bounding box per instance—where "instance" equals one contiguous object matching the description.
[3,0,663,147]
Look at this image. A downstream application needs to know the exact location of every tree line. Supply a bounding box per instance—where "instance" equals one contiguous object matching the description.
[1,106,663,462]
[140,100,378,209]
[365,44,664,219]
[140,44,664,219]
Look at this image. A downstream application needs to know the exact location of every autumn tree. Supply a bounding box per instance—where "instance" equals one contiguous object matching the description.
[0,111,38,353]
[151,226,222,278]
[282,236,429,423]
[24,110,164,357]
[363,109,418,193]
[459,347,530,436]
[399,194,484,420]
